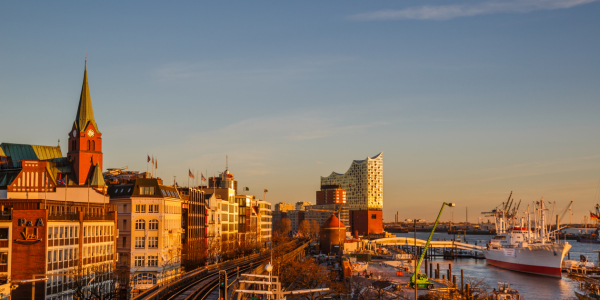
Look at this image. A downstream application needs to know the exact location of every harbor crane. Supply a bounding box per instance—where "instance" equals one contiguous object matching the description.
[557,200,574,226]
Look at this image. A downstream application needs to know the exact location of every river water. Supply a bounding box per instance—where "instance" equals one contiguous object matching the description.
[392,232,599,300]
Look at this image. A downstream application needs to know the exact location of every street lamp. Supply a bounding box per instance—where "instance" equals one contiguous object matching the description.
[406,218,424,300]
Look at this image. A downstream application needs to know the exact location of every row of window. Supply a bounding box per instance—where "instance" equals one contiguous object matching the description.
[83,244,114,258]
[135,204,159,213]
[135,219,159,230]
[134,237,159,249]
[48,226,79,240]
[134,272,158,285]
[134,256,159,267]
[48,248,79,262]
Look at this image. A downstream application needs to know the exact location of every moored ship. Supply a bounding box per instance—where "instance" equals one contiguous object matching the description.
[482,194,571,277]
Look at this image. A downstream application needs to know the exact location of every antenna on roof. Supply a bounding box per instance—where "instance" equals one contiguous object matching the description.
[226,155,228,171]
[58,139,60,147]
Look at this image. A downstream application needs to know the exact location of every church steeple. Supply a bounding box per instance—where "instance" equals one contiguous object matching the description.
[68,60,104,186]
[74,60,100,134]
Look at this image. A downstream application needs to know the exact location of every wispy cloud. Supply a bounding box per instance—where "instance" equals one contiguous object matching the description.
[348,0,597,21]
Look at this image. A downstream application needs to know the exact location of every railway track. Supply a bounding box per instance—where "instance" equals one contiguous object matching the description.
[136,254,270,300]
[168,256,269,300]
[136,240,308,300]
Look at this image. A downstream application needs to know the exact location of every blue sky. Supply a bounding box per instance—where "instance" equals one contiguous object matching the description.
[1,1,599,222]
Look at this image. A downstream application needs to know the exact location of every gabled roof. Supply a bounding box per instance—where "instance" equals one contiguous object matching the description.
[74,61,100,134]
[0,143,63,168]
[89,163,106,187]
[0,170,20,186]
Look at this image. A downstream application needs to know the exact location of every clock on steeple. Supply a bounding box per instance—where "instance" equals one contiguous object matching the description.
[67,61,103,186]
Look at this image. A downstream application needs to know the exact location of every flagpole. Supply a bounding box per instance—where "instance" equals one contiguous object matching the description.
[147,154,149,178]
[44,175,47,209]
[64,175,68,214]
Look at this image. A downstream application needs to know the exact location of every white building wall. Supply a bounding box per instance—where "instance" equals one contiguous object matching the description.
[320,152,383,211]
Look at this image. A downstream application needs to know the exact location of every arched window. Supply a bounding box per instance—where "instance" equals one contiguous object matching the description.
[87,140,90,150]
[91,140,95,151]
[149,219,159,230]
[135,219,145,230]
[134,273,157,286]
[71,140,76,151]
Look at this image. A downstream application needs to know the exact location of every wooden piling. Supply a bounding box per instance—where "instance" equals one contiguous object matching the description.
[453,275,457,288]
[429,263,433,278]
[461,269,464,293]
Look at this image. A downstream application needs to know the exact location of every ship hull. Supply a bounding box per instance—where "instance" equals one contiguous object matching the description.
[483,243,571,278]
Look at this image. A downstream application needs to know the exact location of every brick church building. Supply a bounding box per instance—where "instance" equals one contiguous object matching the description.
[0,62,117,300]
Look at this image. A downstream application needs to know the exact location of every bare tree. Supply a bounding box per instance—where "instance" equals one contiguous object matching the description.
[280,256,345,300]
[310,220,320,239]
[70,264,119,300]
[298,220,311,238]
[281,218,292,236]
[464,276,492,299]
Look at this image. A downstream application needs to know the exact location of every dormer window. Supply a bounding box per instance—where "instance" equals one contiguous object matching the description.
[140,186,155,195]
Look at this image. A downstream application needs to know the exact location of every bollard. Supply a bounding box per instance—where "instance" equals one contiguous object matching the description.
[442,274,445,280]
[430,263,433,278]
[465,283,470,298]
[437,263,440,275]
[453,275,457,287]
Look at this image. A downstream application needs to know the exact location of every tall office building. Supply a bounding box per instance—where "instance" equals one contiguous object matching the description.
[320,152,383,235]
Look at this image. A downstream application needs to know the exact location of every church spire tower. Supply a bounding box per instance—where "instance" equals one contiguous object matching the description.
[68,59,103,186]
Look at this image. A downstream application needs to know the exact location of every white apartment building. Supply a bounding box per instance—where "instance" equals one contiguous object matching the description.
[205,192,238,259]
[108,178,183,294]
[320,152,383,211]
[257,200,272,246]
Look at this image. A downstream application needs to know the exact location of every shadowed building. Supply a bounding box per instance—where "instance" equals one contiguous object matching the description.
[319,215,346,255]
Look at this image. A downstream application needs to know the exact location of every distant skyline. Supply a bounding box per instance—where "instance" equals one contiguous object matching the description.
[1,1,599,223]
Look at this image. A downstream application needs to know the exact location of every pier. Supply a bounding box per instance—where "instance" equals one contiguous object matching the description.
[367,237,484,252]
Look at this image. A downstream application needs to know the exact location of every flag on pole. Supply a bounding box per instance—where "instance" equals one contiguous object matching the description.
[155,159,158,169]
[264,189,268,193]
[201,173,206,182]
[590,211,599,221]
[147,155,151,162]
[57,177,66,185]
[245,187,249,192]
[189,169,195,179]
